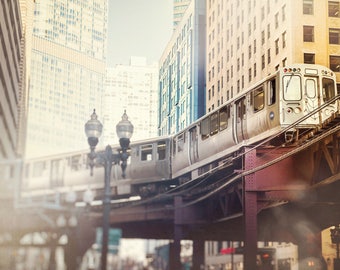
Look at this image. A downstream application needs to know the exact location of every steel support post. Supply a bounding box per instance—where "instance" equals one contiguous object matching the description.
[169,196,183,269]
[192,239,205,269]
[101,146,113,270]
[243,148,258,269]
[64,229,77,270]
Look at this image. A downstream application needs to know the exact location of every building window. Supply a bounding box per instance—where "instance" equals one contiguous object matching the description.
[275,39,279,54]
[304,53,315,64]
[303,0,313,15]
[262,54,265,69]
[254,63,257,77]
[267,49,271,64]
[330,55,340,72]
[254,39,257,53]
[329,28,340,44]
[282,31,287,48]
[261,30,265,45]
[282,58,287,67]
[267,24,271,38]
[282,5,286,21]
[329,1,340,17]
[303,26,314,42]
[249,68,252,82]
[275,13,279,29]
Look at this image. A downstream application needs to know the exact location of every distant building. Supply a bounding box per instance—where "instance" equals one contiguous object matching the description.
[173,0,191,30]
[103,57,159,144]
[0,0,24,198]
[24,0,108,157]
[159,0,206,136]
[206,0,340,112]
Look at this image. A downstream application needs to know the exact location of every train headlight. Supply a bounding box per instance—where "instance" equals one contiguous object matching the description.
[294,107,302,114]
[269,111,275,120]
[286,107,293,113]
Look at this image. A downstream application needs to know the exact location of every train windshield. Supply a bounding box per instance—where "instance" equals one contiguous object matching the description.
[322,78,336,102]
[283,75,302,101]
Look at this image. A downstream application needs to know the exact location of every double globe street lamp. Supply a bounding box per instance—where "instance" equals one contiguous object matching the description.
[84,109,134,270]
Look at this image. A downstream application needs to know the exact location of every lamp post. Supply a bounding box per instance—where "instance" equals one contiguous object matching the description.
[85,109,133,270]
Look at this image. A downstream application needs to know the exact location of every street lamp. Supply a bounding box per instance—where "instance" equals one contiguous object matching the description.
[84,109,133,270]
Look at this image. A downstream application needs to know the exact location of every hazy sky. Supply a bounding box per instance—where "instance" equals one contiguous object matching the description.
[108,0,173,66]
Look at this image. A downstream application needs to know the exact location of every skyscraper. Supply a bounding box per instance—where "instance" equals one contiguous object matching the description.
[0,0,24,198]
[25,0,108,158]
[159,0,206,135]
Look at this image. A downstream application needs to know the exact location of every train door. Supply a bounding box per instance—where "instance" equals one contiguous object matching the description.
[233,97,248,144]
[189,126,199,165]
[303,76,320,123]
[320,77,337,122]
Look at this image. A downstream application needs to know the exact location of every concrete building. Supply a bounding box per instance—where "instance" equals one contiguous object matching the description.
[0,0,25,198]
[173,0,192,30]
[25,0,108,158]
[158,0,206,136]
[206,0,340,112]
[103,57,159,144]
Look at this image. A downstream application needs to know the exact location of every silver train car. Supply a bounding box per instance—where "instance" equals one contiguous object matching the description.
[170,64,337,184]
[20,64,338,201]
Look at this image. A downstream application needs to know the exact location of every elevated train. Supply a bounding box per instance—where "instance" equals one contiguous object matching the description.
[21,64,338,200]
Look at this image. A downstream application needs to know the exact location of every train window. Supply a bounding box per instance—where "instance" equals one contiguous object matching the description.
[201,117,210,140]
[157,141,166,160]
[177,133,185,152]
[283,75,302,100]
[210,112,219,135]
[268,79,276,105]
[253,87,264,112]
[141,144,153,161]
[305,78,316,98]
[323,78,336,103]
[219,106,230,131]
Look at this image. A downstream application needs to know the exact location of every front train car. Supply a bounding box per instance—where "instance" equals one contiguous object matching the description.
[279,64,337,129]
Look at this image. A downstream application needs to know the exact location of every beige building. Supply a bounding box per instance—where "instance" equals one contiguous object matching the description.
[103,57,159,145]
[206,0,340,112]
[24,0,108,158]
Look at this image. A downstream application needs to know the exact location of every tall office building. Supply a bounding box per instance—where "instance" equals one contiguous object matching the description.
[0,0,25,198]
[206,0,340,112]
[173,0,191,29]
[25,0,108,158]
[103,57,159,144]
[159,0,206,136]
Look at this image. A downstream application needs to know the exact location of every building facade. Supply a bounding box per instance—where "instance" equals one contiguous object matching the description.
[103,57,159,144]
[0,0,25,198]
[206,0,340,112]
[159,0,206,136]
[25,0,108,158]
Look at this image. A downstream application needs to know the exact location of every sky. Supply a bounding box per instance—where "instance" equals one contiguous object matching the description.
[107,0,173,66]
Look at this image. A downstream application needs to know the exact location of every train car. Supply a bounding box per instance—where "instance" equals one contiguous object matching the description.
[171,64,337,181]
[125,136,173,196]
[20,136,173,200]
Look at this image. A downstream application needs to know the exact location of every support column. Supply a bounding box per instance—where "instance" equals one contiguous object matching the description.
[169,196,183,269]
[64,229,78,270]
[192,239,205,269]
[243,148,258,269]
